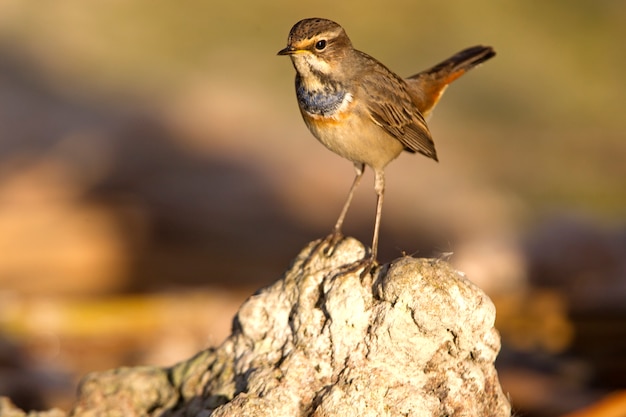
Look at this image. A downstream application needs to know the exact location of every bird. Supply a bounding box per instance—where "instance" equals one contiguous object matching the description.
[278,17,495,268]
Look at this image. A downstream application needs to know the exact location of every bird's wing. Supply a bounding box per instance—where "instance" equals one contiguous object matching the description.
[359,54,438,161]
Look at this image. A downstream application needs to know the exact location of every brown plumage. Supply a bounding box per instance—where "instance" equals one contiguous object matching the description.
[278,17,495,267]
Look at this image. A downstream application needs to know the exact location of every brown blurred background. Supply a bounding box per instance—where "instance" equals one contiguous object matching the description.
[0,1,625,416]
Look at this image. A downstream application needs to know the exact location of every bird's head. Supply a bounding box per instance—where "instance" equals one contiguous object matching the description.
[278,18,353,78]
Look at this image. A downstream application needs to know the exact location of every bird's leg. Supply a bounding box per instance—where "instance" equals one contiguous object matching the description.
[332,163,365,235]
[323,168,384,278]
[322,163,365,255]
[306,163,365,261]
[337,169,383,277]
[370,169,385,262]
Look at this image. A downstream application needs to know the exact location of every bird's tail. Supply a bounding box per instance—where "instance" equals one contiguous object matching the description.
[406,45,495,117]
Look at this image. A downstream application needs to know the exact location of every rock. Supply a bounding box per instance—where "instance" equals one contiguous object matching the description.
[1,237,511,417]
[70,366,178,416]
[0,397,64,417]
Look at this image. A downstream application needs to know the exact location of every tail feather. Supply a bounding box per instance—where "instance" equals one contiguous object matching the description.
[406,45,495,116]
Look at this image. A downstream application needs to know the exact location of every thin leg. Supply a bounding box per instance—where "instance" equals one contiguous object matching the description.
[324,168,383,276]
[371,169,385,261]
[304,163,365,262]
[333,163,365,234]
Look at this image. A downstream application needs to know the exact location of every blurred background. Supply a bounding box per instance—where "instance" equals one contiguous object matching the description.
[0,1,624,416]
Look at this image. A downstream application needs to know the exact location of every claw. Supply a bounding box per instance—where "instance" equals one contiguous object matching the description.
[304,232,345,266]
[332,254,378,279]
[322,232,345,256]
[303,234,378,280]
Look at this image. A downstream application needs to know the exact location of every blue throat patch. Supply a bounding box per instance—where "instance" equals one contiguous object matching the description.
[296,77,346,117]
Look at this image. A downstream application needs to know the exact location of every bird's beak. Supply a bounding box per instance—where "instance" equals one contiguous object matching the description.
[277,46,297,56]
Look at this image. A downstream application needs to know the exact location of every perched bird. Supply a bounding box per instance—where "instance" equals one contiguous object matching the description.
[278,17,495,267]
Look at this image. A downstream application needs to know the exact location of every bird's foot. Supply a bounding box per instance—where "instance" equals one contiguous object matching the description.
[305,232,346,263]
[334,255,378,279]
[303,233,378,279]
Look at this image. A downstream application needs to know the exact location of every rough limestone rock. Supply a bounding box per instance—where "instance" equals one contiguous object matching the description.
[1,237,511,417]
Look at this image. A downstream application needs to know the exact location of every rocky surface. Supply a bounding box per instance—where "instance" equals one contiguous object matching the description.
[1,237,511,417]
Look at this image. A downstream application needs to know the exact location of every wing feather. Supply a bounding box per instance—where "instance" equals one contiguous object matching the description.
[358,52,438,161]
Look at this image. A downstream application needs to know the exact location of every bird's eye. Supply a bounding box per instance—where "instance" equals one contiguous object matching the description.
[315,39,327,51]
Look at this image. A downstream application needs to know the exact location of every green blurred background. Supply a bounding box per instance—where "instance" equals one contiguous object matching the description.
[0,1,625,416]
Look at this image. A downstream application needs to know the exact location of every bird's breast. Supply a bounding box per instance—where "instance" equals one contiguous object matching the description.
[298,96,404,170]
[295,76,351,118]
